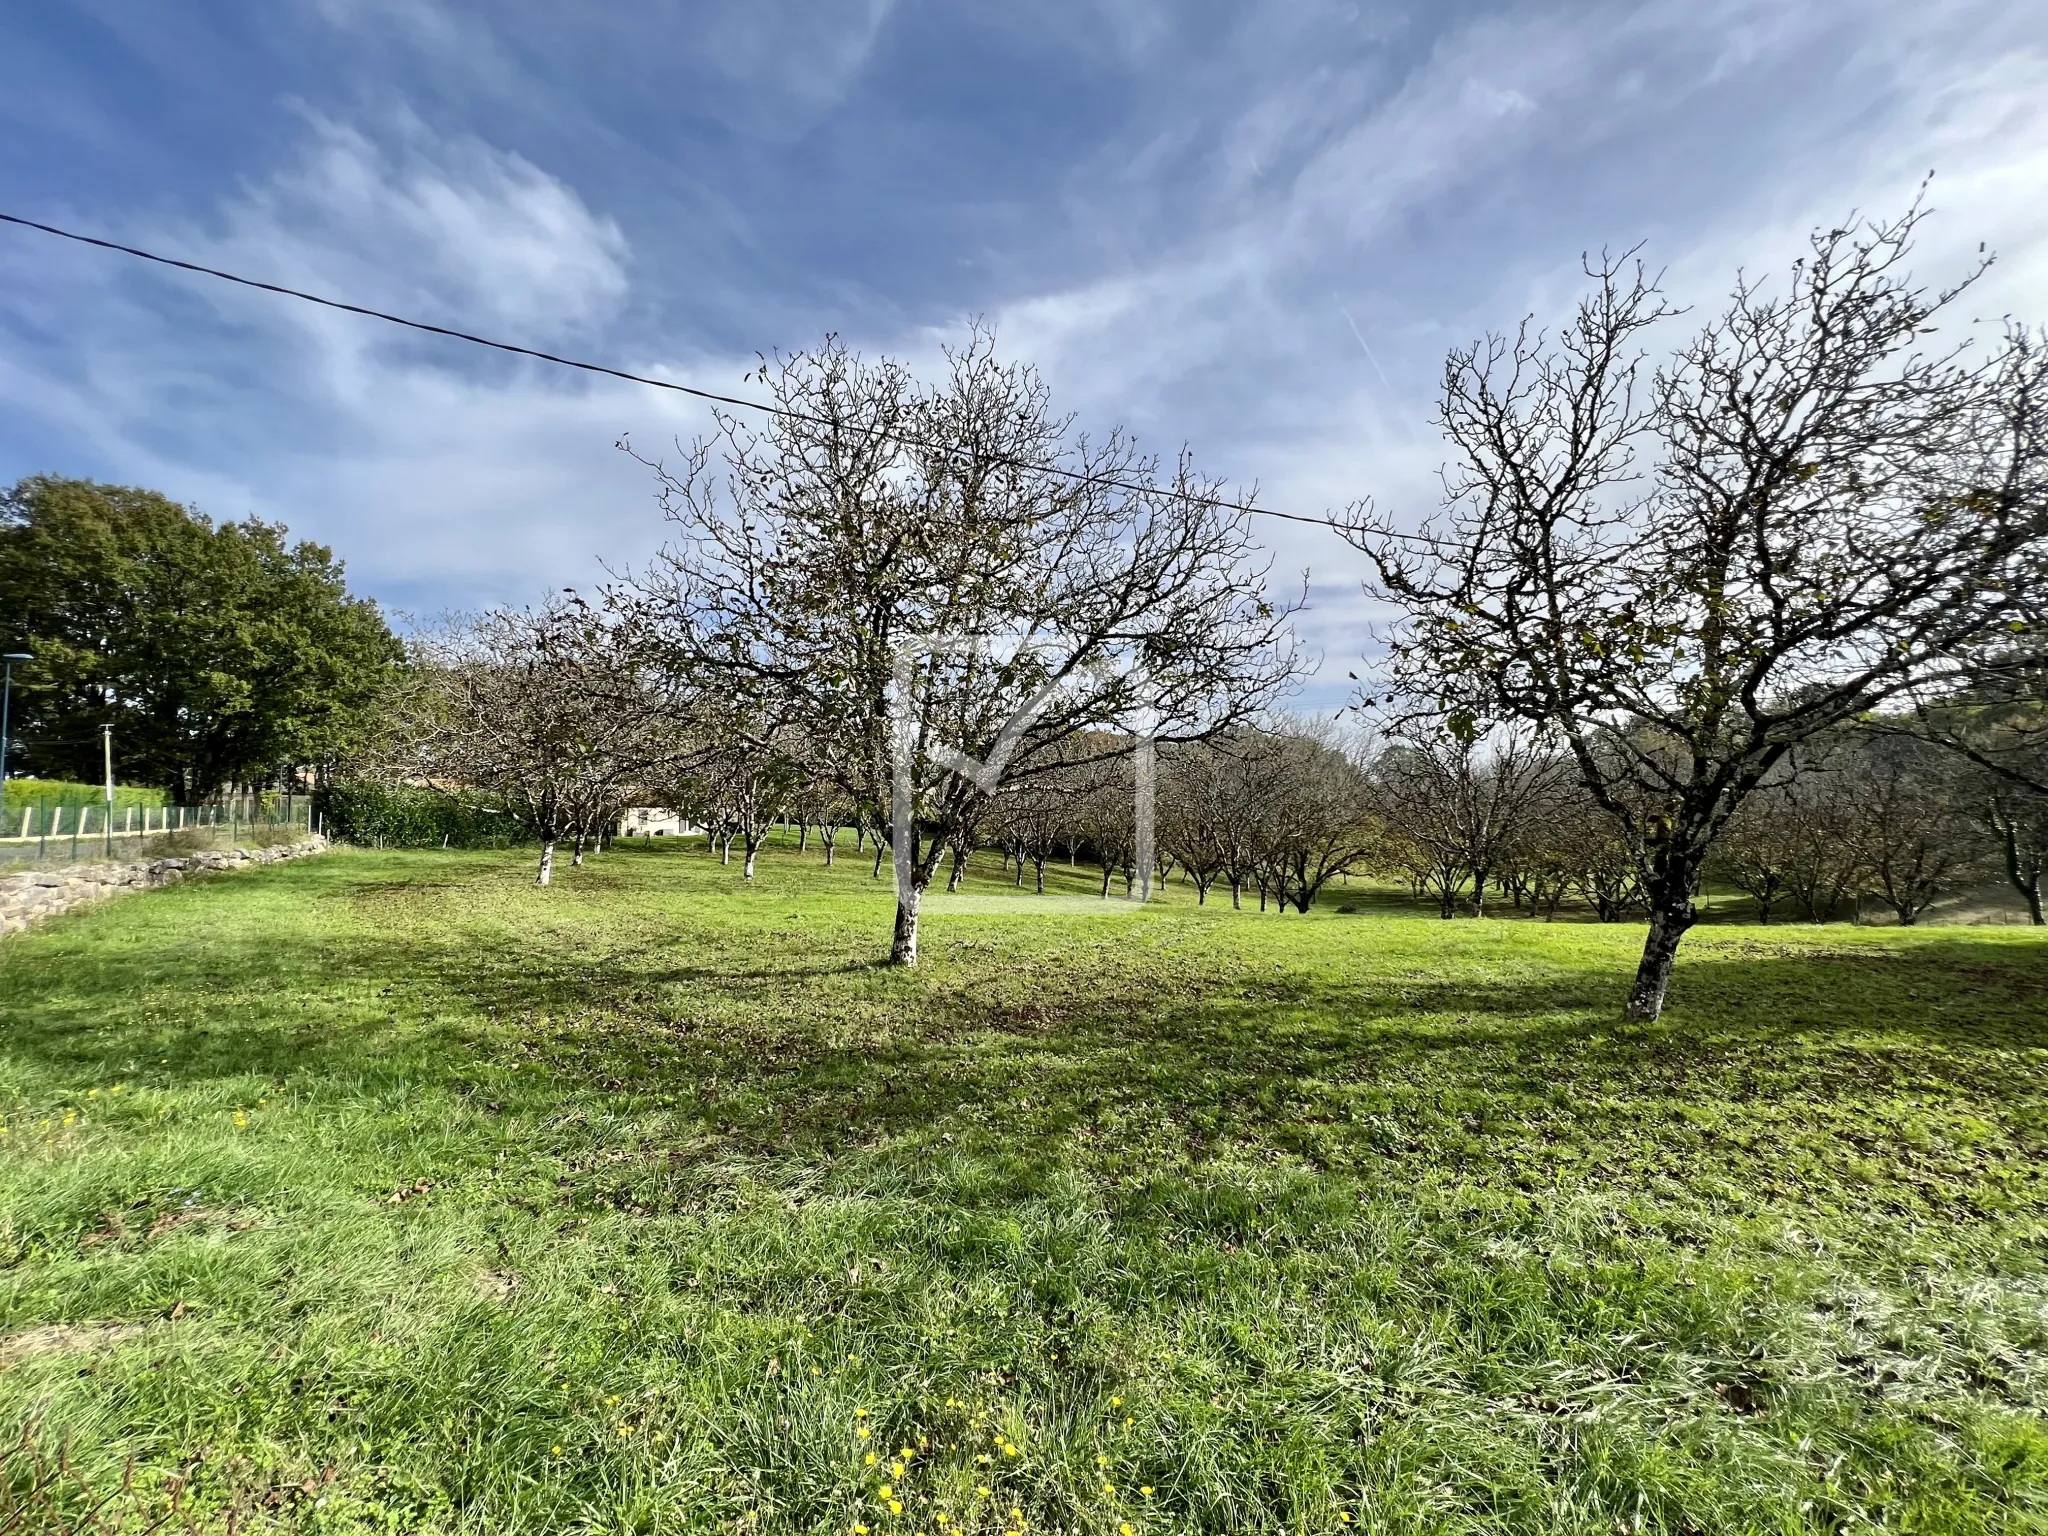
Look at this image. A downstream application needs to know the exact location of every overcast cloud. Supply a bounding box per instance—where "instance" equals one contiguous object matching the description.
[1,0,2043,686]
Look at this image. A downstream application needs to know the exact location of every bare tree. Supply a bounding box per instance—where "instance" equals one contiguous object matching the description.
[989,771,1072,893]
[1369,729,1567,917]
[1348,204,2048,1018]
[626,326,1298,964]
[1852,734,1986,925]
[1984,783,2048,925]
[1158,741,1240,904]
[1711,783,1801,923]
[1257,724,1379,913]
[665,708,807,880]
[385,598,675,886]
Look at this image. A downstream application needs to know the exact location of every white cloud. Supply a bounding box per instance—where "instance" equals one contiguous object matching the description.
[965,0,2048,683]
[0,114,730,614]
[700,0,901,117]
[207,113,630,341]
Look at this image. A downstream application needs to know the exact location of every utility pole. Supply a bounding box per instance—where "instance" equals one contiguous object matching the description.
[102,723,116,855]
[0,653,30,836]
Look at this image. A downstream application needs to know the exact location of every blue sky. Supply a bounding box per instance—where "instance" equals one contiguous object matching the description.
[2,0,2045,686]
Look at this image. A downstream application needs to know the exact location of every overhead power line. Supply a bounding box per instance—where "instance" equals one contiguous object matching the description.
[0,208,1422,542]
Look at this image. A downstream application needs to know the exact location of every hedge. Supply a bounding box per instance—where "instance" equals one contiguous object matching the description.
[312,781,525,848]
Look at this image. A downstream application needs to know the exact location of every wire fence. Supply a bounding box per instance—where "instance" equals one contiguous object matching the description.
[0,795,319,870]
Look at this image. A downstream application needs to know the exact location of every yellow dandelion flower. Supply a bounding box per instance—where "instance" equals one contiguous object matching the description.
[976,1486,992,1498]
[889,1501,902,1515]
[1121,1525,1134,1536]
[1140,1486,1153,1498]
[618,1426,632,1437]
[1338,1515,1351,1525]
[1002,1444,1018,1457]
[859,1427,872,1439]
[866,1452,879,1466]
[606,1395,620,1405]
[877,1485,893,1498]
[1111,1396,1122,1407]
[1102,1484,1116,1496]
[854,1526,869,1535]
[976,1454,991,1465]
[899,1447,913,1459]
[1097,1455,1108,1468]
[551,1446,563,1455]
[855,1408,869,1418]
[1123,1416,1133,1428]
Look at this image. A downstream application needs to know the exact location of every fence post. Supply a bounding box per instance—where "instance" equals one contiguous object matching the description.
[71,806,82,860]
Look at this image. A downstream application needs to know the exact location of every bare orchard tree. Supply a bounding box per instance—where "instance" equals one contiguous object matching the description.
[1368,729,1567,917]
[1709,780,1802,923]
[988,768,1074,892]
[1850,732,1987,925]
[1984,781,2048,925]
[1347,205,2048,1019]
[1158,741,1240,905]
[390,598,676,885]
[625,325,1299,964]
[659,696,811,876]
[1254,722,1380,913]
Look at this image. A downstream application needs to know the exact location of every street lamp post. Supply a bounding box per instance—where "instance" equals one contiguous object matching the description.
[0,653,30,838]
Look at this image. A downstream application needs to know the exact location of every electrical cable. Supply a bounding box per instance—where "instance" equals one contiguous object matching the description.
[0,208,1432,544]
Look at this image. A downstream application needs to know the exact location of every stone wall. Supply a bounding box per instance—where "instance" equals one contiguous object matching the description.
[0,837,329,935]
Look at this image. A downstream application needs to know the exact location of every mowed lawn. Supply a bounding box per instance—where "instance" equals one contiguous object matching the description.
[2,843,2045,1535]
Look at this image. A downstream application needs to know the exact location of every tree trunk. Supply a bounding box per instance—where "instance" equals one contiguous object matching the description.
[890,882,924,966]
[1034,858,1045,893]
[572,830,587,867]
[948,844,966,892]
[2002,825,2045,925]
[536,839,556,887]
[823,829,837,867]
[1624,890,1695,1021]
[798,822,809,852]
[743,841,759,880]
[873,842,886,879]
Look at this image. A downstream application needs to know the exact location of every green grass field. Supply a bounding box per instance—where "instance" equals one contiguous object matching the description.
[2,841,2045,1534]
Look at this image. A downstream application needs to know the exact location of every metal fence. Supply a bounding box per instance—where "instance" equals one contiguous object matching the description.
[0,795,317,869]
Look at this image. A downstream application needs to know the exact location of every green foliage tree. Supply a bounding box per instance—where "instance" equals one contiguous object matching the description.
[0,475,402,801]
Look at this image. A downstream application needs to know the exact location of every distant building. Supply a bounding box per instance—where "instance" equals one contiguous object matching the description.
[618,807,698,838]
